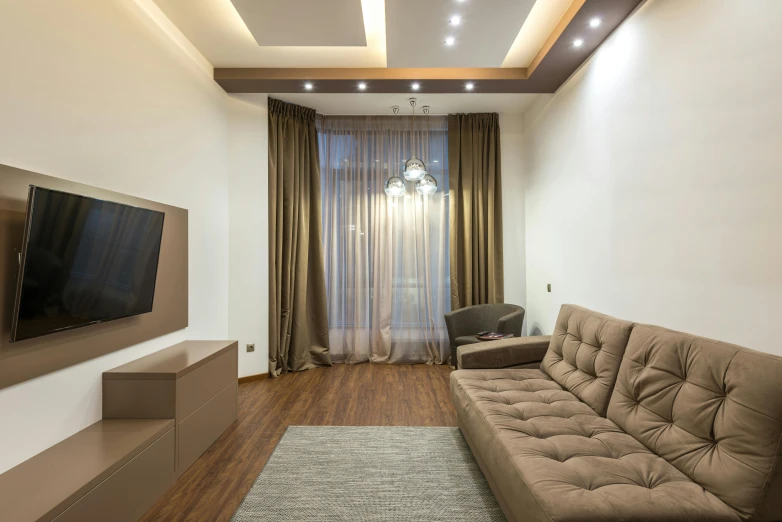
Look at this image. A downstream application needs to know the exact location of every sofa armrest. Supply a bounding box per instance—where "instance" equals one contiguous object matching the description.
[457,335,552,369]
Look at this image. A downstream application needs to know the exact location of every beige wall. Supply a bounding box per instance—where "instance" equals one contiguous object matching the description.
[523,0,782,349]
[0,0,266,473]
[499,113,527,331]
[227,95,270,377]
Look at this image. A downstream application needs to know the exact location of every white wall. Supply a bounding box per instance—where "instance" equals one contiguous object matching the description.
[0,0,266,473]
[499,113,527,332]
[227,95,270,377]
[523,0,782,350]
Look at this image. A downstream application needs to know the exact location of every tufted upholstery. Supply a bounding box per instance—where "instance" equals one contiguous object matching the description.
[541,305,633,416]
[608,324,782,521]
[451,369,740,522]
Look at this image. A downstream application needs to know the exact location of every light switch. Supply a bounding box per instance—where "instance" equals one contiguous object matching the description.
[547,284,552,293]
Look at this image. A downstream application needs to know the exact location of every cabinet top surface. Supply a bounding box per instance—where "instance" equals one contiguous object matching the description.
[104,340,238,379]
[0,418,174,522]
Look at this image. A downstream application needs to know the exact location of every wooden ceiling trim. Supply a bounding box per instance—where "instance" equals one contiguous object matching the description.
[527,0,587,77]
[213,0,643,94]
[214,68,528,81]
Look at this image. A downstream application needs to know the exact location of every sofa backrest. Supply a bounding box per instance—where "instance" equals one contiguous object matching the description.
[540,305,634,416]
[608,324,782,521]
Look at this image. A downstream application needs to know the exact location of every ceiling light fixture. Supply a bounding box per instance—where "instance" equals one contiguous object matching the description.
[411,83,420,91]
[465,82,474,91]
[403,99,427,182]
[304,83,313,90]
[450,16,461,26]
[384,176,406,198]
[589,18,601,27]
[358,82,367,90]
[445,37,455,46]
[572,39,584,47]
[385,100,437,197]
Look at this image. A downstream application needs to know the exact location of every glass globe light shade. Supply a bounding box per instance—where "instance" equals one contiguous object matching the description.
[415,174,438,196]
[384,176,406,197]
[403,156,427,181]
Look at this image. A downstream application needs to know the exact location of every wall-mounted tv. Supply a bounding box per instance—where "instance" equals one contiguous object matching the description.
[9,186,165,342]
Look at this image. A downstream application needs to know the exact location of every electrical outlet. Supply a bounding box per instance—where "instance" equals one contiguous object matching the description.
[547,284,552,293]
[246,343,255,353]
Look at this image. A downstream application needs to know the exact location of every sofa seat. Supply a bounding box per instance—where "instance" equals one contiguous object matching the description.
[451,369,740,522]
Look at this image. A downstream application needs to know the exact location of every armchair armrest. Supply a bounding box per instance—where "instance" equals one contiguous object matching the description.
[457,335,552,370]
[497,309,524,336]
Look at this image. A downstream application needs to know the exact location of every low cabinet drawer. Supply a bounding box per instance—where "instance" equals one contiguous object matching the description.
[177,348,237,421]
[177,381,238,475]
[53,429,175,522]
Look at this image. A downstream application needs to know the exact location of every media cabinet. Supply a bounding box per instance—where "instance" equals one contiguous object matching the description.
[0,340,238,522]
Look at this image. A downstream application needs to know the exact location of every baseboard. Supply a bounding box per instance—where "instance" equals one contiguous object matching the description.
[238,372,270,384]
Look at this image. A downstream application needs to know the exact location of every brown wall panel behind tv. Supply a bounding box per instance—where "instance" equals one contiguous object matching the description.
[0,164,188,389]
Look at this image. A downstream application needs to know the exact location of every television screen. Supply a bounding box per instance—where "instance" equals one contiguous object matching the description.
[10,186,165,342]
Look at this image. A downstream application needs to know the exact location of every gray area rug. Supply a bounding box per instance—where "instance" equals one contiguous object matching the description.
[231,426,506,521]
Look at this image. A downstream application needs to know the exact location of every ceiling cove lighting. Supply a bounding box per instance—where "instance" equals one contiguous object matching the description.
[358,82,367,90]
[572,39,584,48]
[304,83,313,90]
[445,37,455,46]
[589,18,602,27]
[450,16,461,26]
[465,83,474,91]
[411,83,420,90]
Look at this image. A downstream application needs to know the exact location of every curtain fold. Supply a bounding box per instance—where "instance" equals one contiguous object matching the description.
[268,98,332,376]
[319,115,450,364]
[448,113,504,311]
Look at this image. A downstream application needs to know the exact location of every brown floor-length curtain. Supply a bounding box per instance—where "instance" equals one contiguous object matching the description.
[268,98,332,376]
[448,113,504,311]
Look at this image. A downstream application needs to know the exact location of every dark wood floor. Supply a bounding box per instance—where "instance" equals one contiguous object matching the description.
[139,363,456,522]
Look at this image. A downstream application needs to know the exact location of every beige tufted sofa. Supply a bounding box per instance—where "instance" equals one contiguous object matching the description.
[451,304,782,522]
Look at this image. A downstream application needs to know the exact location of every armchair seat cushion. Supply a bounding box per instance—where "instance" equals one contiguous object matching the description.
[455,335,483,347]
[451,370,740,522]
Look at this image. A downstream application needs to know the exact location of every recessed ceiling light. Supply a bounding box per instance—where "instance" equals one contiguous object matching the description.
[465,83,474,91]
[411,83,420,90]
[450,16,461,26]
[572,39,584,47]
[445,37,455,46]
[304,83,313,90]
[358,82,367,90]
[589,18,601,28]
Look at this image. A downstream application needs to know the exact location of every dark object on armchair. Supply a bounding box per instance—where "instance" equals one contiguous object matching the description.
[444,304,524,368]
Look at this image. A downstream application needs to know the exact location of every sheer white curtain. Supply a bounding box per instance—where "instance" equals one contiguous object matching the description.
[319,115,450,364]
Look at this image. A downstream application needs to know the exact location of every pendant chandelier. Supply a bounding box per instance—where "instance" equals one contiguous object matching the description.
[384,98,438,198]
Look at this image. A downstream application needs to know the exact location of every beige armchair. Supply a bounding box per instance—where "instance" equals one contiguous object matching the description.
[444,303,551,369]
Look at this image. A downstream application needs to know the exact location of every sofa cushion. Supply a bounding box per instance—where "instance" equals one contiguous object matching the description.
[541,305,634,416]
[608,324,782,521]
[451,369,740,522]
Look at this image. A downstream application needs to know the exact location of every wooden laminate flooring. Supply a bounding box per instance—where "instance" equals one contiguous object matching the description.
[139,363,456,522]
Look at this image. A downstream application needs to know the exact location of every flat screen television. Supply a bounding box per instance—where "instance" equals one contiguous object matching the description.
[9,186,165,342]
